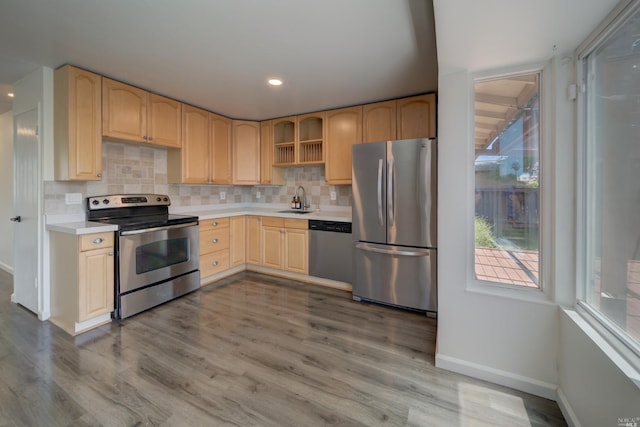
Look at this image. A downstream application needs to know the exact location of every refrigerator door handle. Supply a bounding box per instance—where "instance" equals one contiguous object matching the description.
[388,159,394,226]
[356,242,431,257]
[377,158,384,227]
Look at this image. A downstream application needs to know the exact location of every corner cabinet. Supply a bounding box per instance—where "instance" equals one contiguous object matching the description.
[210,113,232,184]
[54,65,103,181]
[260,121,285,185]
[168,104,210,184]
[232,120,261,185]
[324,106,362,185]
[50,231,115,335]
[246,216,262,265]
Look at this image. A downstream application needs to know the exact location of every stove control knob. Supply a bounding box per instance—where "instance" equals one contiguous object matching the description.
[91,200,99,205]
[103,199,110,205]
[163,197,169,202]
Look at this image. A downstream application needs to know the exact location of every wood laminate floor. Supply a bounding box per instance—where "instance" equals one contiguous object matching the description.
[0,269,566,426]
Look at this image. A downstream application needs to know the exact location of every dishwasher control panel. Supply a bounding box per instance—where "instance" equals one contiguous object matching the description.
[309,220,352,233]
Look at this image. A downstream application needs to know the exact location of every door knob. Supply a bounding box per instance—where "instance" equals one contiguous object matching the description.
[9,216,21,222]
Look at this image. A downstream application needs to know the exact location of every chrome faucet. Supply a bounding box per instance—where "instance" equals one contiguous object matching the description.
[296,185,310,210]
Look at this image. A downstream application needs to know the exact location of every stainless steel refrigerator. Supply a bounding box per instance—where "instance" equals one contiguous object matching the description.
[352,138,437,313]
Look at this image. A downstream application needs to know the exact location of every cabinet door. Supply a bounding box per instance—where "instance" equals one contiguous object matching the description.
[325,106,362,184]
[284,228,308,274]
[54,65,103,181]
[230,216,246,267]
[232,120,260,185]
[148,94,181,147]
[78,248,114,322]
[181,105,210,183]
[396,94,436,139]
[102,78,147,142]
[363,100,396,143]
[245,216,262,265]
[262,226,284,270]
[210,113,232,184]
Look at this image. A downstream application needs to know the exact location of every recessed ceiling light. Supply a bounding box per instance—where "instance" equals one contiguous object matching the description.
[268,78,283,86]
[7,92,14,98]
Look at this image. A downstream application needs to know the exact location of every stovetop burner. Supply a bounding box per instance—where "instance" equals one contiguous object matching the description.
[87,194,198,231]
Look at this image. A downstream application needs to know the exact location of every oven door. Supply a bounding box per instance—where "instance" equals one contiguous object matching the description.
[118,222,199,293]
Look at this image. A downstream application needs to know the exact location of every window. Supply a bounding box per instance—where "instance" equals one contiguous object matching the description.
[579,3,640,353]
[474,72,541,289]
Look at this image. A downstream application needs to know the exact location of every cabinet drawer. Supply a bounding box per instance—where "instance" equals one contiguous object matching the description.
[79,232,114,252]
[262,217,284,228]
[199,217,230,231]
[200,250,230,277]
[284,218,308,230]
[199,228,230,255]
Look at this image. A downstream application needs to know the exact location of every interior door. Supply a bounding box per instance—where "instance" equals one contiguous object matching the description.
[12,108,40,314]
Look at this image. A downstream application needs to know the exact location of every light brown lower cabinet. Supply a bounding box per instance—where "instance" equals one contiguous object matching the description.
[200,216,246,280]
[255,216,308,274]
[50,231,115,335]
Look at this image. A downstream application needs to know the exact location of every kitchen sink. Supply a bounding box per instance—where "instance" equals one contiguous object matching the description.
[277,210,314,214]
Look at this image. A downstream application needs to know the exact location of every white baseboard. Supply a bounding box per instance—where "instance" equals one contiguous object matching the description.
[556,388,581,427]
[435,353,558,400]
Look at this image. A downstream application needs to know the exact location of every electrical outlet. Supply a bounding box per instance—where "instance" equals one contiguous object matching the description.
[64,193,82,205]
[256,191,261,199]
[220,191,226,200]
[330,191,337,201]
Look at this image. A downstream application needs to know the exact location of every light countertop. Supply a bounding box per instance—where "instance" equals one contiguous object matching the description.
[46,204,351,235]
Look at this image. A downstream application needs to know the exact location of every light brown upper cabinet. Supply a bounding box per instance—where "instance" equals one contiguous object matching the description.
[271,114,325,167]
[362,100,397,143]
[324,106,362,185]
[210,113,232,184]
[232,120,260,185]
[272,116,296,166]
[102,78,181,148]
[363,94,436,143]
[54,65,103,181]
[297,112,324,164]
[260,120,285,185]
[168,105,210,183]
[396,93,436,140]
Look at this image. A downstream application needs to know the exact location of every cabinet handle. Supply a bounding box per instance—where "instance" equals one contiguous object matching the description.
[108,252,114,256]
[148,136,153,141]
[143,135,148,140]
[212,238,218,244]
[212,221,219,226]
[92,237,104,244]
[212,260,219,266]
[97,173,102,178]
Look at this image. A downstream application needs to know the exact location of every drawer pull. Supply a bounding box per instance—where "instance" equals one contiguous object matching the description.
[108,252,114,256]
[212,221,219,226]
[92,237,104,244]
[212,260,219,266]
[212,238,219,244]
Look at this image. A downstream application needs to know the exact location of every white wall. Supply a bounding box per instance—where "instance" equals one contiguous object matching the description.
[0,111,14,272]
[432,0,640,425]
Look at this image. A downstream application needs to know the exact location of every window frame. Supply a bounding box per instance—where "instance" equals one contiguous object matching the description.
[468,63,553,303]
[575,0,640,369]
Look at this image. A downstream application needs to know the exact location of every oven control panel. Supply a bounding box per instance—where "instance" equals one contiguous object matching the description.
[87,194,171,210]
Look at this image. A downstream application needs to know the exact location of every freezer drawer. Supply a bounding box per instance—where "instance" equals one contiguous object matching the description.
[353,242,437,312]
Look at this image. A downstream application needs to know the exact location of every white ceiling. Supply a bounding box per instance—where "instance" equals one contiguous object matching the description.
[0,0,438,120]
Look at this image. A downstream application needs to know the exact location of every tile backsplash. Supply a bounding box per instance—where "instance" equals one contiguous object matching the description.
[44,140,352,215]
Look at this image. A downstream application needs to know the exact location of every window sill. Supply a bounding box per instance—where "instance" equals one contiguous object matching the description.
[565,306,640,390]
[466,279,555,306]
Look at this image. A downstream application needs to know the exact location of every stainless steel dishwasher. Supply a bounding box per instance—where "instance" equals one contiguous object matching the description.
[309,220,353,283]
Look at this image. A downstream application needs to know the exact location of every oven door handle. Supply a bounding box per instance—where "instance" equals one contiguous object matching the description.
[119,221,198,236]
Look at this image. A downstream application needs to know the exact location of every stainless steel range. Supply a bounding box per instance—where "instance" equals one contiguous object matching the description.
[87,194,200,319]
